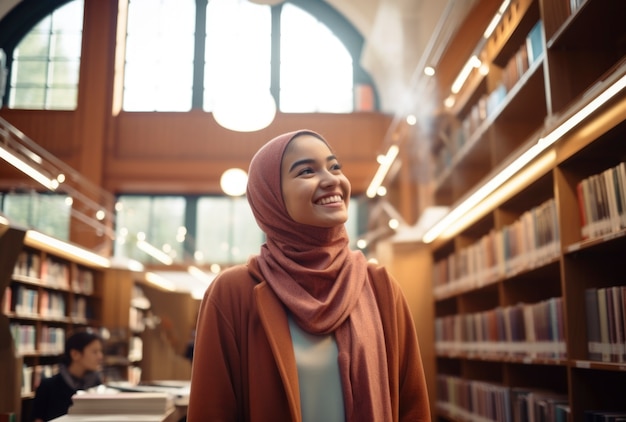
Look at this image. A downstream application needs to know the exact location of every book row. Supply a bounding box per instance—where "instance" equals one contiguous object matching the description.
[9,323,65,355]
[433,199,559,298]
[436,375,568,422]
[21,363,57,396]
[434,19,544,180]
[585,286,626,363]
[577,161,626,240]
[435,297,565,360]
[12,251,95,294]
[4,285,95,321]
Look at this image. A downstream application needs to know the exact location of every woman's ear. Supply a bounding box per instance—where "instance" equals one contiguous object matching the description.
[69,349,82,362]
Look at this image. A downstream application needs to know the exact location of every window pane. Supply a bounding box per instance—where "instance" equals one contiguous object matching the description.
[11,60,48,85]
[123,0,195,111]
[195,196,263,265]
[2,193,71,240]
[51,0,85,32]
[114,196,186,264]
[9,87,45,109]
[14,33,50,58]
[49,60,80,85]
[203,0,271,112]
[49,33,82,58]
[280,4,353,113]
[8,0,84,110]
[47,87,78,110]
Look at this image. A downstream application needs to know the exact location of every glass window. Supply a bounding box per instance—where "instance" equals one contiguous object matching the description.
[196,196,264,264]
[123,0,365,113]
[9,0,84,110]
[114,195,186,264]
[113,193,364,266]
[279,4,353,113]
[1,192,72,240]
[123,0,196,111]
[203,0,271,113]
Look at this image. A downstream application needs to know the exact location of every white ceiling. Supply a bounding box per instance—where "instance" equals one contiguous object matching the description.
[0,0,476,114]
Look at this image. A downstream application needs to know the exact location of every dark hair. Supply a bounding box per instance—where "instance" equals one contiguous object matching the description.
[62,331,102,366]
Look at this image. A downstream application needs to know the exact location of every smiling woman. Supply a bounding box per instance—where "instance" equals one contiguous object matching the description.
[187,129,431,421]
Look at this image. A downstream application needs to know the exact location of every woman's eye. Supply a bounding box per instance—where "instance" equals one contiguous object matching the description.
[297,167,314,176]
[331,163,342,171]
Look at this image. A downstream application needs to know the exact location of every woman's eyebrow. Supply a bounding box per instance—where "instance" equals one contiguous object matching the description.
[288,155,337,172]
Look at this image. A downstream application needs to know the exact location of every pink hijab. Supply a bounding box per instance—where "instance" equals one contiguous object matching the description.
[246,130,392,421]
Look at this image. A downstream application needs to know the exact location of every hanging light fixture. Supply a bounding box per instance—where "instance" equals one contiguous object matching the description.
[220,168,248,196]
[213,87,276,132]
[211,0,276,132]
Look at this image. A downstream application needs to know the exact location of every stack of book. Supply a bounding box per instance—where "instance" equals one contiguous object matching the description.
[67,391,175,417]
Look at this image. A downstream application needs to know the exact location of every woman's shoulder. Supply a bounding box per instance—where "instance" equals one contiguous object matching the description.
[204,263,259,303]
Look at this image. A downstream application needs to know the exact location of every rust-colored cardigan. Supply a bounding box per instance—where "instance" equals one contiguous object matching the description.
[187,261,431,422]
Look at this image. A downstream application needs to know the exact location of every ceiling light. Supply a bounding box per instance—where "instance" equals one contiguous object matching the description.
[213,89,276,132]
[220,168,248,196]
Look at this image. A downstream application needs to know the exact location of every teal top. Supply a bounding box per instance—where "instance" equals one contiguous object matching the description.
[288,315,345,422]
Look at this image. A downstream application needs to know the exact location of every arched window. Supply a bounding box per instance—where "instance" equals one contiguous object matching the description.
[122,0,374,113]
[123,0,196,111]
[0,0,376,112]
[7,0,84,110]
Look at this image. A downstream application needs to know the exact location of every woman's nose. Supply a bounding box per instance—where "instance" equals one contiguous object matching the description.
[320,170,340,187]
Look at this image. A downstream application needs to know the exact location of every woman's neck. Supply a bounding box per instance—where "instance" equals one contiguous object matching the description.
[67,363,86,379]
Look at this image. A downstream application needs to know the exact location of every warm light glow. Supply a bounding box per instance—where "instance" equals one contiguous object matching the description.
[213,89,276,132]
[423,72,626,244]
[356,238,368,249]
[406,115,417,125]
[220,168,248,196]
[441,150,555,239]
[25,230,110,268]
[144,272,176,291]
[0,145,58,190]
[451,55,481,94]
[366,145,399,198]
[483,0,511,38]
[137,238,174,265]
[188,265,217,285]
[424,66,435,76]
[444,96,455,108]
[388,218,399,229]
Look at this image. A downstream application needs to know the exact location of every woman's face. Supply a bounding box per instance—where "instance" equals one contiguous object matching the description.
[72,339,103,372]
[281,134,351,228]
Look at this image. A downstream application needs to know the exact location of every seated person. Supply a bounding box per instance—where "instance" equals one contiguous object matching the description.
[31,331,103,422]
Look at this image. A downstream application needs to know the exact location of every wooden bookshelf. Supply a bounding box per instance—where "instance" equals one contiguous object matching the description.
[0,222,107,422]
[100,269,149,385]
[425,0,626,421]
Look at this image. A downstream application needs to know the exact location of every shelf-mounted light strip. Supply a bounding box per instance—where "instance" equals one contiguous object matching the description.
[366,145,399,198]
[451,55,482,94]
[25,230,110,268]
[483,0,511,38]
[423,72,626,244]
[144,272,176,291]
[0,144,59,190]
